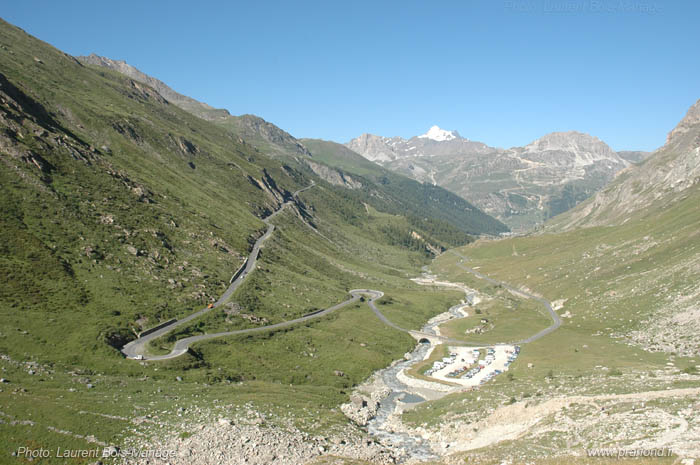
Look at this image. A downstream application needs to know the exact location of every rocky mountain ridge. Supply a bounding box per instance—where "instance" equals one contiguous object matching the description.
[550,98,700,230]
[346,129,492,164]
[78,54,231,121]
[347,128,629,231]
[78,54,310,159]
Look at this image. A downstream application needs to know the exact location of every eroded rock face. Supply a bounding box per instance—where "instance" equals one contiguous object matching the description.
[341,383,392,427]
[305,160,362,189]
[346,133,401,163]
[666,98,700,145]
[550,99,700,231]
[342,394,378,427]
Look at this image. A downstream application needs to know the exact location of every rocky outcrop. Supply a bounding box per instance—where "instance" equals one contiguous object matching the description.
[124,407,396,465]
[550,99,700,230]
[246,169,288,210]
[305,160,362,189]
[0,72,97,185]
[346,133,400,163]
[341,389,389,427]
[666,98,700,146]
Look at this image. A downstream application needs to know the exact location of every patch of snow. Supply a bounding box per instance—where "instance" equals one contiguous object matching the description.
[418,125,457,142]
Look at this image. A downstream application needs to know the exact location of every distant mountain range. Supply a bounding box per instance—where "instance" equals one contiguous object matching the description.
[79,54,654,233]
[347,127,650,231]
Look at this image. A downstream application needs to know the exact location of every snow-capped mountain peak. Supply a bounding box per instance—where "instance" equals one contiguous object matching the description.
[418,125,457,142]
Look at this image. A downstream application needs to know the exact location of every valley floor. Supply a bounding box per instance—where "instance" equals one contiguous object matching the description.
[120,242,700,465]
[3,223,698,465]
[386,231,700,465]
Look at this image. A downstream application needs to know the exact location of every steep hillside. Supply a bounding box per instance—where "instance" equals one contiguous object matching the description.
[218,113,312,158]
[78,55,311,159]
[538,99,700,353]
[347,128,630,231]
[549,99,700,230]
[79,55,506,239]
[302,137,384,175]
[77,53,232,121]
[301,139,508,239]
[0,17,498,368]
[3,30,310,374]
[0,19,509,461]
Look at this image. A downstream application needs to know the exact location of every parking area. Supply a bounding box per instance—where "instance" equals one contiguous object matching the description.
[423,345,519,388]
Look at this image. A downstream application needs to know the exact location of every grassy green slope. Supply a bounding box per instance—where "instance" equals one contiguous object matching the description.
[0,18,316,363]
[301,138,385,176]
[401,156,700,461]
[0,18,474,459]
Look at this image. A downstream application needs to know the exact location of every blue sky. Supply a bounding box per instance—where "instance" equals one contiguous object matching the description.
[3,0,698,151]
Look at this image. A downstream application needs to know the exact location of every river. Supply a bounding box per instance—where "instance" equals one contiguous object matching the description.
[367,295,474,461]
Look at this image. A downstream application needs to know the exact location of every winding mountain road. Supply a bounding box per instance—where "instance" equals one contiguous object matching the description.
[361,289,472,345]
[123,186,559,361]
[126,291,367,361]
[449,250,561,344]
[121,183,315,360]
